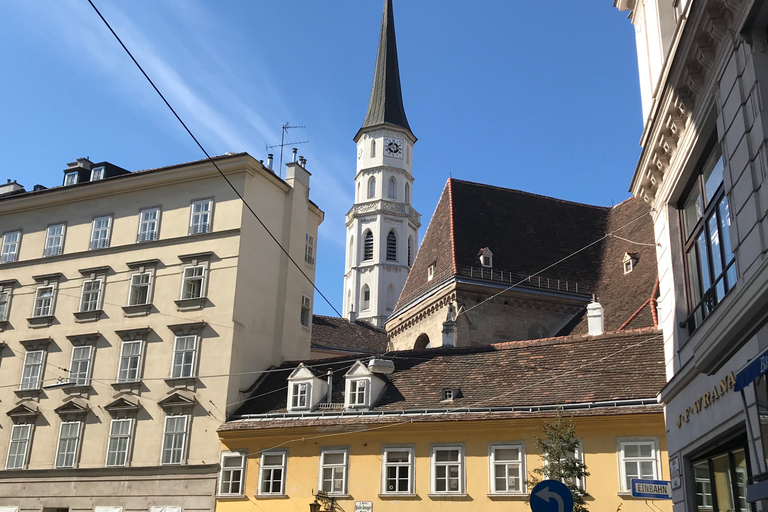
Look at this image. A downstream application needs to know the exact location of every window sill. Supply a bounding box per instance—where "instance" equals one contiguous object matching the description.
[165,376,198,388]
[252,494,289,500]
[216,495,249,500]
[112,380,142,392]
[14,388,42,399]
[122,304,152,317]
[174,297,207,311]
[27,315,54,328]
[428,493,468,499]
[378,493,418,499]
[62,384,92,394]
[487,493,528,500]
[73,310,103,323]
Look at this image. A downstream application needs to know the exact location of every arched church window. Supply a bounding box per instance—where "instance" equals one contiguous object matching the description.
[368,177,376,199]
[362,285,371,310]
[349,235,355,265]
[371,140,376,158]
[388,177,396,199]
[386,231,397,261]
[408,235,413,266]
[406,144,410,164]
[357,183,361,202]
[405,182,410,205]
[363,231,374,261]
[386,284,396,311]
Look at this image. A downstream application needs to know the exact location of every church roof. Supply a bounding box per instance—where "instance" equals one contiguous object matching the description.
[359,0,413,138]
[311,315,389,354]
[394,178,658,332]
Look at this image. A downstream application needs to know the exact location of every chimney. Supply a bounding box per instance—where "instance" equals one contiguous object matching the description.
[587,301,605,336]
[0,180,24,196]
[292,148,298,162]
[266,154,274,170]
[326,370,333,403]
[348,304,356,324]
[442,304,457,347]
[299,156,307,168]
[67,158,93,171]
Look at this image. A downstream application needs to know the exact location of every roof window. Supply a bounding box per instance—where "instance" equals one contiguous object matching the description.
[623,252,638,274]
[478,247,493,268]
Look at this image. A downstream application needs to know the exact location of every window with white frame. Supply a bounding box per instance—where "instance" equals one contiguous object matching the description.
[301,295,311,328]
[79,279,102,312]
[348,379,367,407]
[117,340,143,382]
[90,216,112,250]
[32,286,54,317]
[189,199,212,235]
[149,507,181,512]
[0,288,10,322]
[90,166,105,181]
[180,265,205,300]
[382,446,414,494]
[319,448,348,495]
[490,444,524,494]
[106,418,133,467]
[618,439,659,491]
[428,263,435,281]
[43,224,65,257]
[171,335,197,378]
[388,177,396,199]
[161,415,188,464]
[64,171,79,186]
[68,346,92,386]
[362,285,371,311]
[258,451,287,495]
[305,233,315,266]
[219,451,247,495]
[1,231,20,263]
[6,424,32,470]
[431,445,464,494]
[368,177,376,199]
[543,439,585,490]
[137,207,160,242]
[20,350,44,390]
[55,421,81,468]
[291,382,310,410]
[127,271,152,306]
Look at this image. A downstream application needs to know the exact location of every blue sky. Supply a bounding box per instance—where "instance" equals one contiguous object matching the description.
[0,1,642,317]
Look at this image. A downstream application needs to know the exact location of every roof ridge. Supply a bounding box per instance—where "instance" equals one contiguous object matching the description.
[448,178,457,274]
[491,326,661,349]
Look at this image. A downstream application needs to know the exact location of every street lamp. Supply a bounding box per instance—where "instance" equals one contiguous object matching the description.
[308,500,322,512]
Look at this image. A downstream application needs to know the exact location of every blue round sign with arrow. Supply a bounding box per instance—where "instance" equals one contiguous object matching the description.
[530,480,574,512]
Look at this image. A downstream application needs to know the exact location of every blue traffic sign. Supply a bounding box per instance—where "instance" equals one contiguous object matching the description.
[631,479,672,499]
[530,480,574,512]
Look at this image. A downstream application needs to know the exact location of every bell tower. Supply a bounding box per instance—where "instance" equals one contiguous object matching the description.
[343,0,420,328]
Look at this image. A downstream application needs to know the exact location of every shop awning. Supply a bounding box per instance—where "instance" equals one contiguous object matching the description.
[735,347,768,391]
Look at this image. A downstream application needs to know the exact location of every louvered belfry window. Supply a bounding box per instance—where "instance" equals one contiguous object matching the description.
[386,232,397,261]
[363,232,374,261]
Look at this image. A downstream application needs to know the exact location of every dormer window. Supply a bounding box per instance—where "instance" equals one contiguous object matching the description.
[479,248,493,268]
[441,388,461,402]
[64,172,79,186]
[428,263,435,281]
[90,166,105,181]
[348,380,367,407]
[291,382,310,409]
[623,252,638,274]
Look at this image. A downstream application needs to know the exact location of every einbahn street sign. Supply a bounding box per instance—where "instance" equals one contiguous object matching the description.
[631,479,673,499]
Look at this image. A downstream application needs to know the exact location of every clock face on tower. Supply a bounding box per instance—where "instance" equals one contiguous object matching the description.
[384,137,404,159]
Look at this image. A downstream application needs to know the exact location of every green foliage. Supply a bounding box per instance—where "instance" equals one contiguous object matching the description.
[528,408,590,512]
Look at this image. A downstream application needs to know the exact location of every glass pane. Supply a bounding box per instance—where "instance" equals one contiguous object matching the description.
[436,449,459,462]
[387,451,409,463]
[684,185,703,238]
[624,444,639,458]
[223,455,243,468]
[264,454,282,466]
[698,231,712,312]
[703,154,724,205]
[641,461,655,478]
[638,444,653,458]
[324,452,344,465]
[694,461,713,512]
[708,213,725,301]
[495,448,519,461]
[712,454,736,512]
[718,196,737,289]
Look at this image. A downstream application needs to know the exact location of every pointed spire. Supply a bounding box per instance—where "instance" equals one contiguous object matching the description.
[360,0,413,137]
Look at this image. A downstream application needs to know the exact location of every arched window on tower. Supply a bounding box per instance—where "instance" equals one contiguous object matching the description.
[386,231,397,261]
[386,284,396,311]
[368,177,376,199]
[362,285,371,310]
[349,235,355,266]
[388,177,396,199]
[405,182,410,205]
[371,140,376,158]
[357,183,361,202]
[407,235,413,266]
[363,231,374,261]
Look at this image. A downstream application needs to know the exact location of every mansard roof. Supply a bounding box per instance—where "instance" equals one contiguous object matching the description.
[222,328,664,430]
[358,0,413,139]
[311,315,389,354]
[394,178,658,332]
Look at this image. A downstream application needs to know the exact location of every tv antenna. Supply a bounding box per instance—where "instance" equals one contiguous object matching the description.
[266,122,309,177]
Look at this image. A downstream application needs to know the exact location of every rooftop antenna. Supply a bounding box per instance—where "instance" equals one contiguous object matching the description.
[266,122,309,177]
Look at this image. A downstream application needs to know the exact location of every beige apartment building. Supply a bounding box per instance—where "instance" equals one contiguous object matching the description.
[0,152,323,512]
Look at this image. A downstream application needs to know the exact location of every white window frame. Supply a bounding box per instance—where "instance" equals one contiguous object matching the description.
[43,223,65,257]
[388,177,396,199]
[1,231,20,263]
[368,176,376,199]
[489,443,525,494]
[90,216,112,250]
[20,350,45,390]
[301,295,311,328]
[137,207,160,243]
[258,450,288,496]
[79,278,103,313]
[381,445,415,495]
[161,415,188,465]
[617,437,660,492]
[68,345,93,386]
[0,287,11,322]
[55,421,82,468]
[5,424,32,470]
[117,340,144,382]
[105,418,133,467]
[170,335,198,379]
[347,379,368,408]
[305,233,315,266]
[189,199,213,235]
[218,450,247,496]
[318,448,349,495]
[430,444,465,495]
[428,264,435,281]
[64,171,79,186]
[32,285,55,317]
[90,166,105,181]
[290,381,311,410]
[180,265,206,300]
[362,286,371,311]
[149,508,181,512]
[127,271,153,306]
[543,439,585,490]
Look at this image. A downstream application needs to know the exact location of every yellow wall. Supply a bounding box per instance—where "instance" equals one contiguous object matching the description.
[218,413,672,512]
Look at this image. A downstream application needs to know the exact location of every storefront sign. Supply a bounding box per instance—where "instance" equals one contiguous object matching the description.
[669,456,681,490]
[355,502,372,512]
[676,371,736,428]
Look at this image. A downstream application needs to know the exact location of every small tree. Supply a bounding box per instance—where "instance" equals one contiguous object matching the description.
[528,408,590,512]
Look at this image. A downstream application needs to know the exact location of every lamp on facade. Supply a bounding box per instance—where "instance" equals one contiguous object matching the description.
[308,500,322,512]
[311,491,335,511]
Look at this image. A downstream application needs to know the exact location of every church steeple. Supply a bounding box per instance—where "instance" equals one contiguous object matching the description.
[359,0,414,139]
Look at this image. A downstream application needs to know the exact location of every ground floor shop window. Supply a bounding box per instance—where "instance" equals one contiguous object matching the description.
[692,448,749,512]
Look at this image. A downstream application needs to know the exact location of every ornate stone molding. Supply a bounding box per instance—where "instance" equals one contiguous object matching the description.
[388,292,457,338]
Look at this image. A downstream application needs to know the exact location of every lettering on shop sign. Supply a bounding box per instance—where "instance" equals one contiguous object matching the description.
[676,372,736,428]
